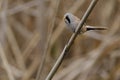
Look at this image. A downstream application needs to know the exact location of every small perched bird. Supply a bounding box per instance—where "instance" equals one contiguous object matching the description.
[63,13,107,33]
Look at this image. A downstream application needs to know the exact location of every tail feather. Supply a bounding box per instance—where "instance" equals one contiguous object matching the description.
[86,25,107,31]
[87,27,107,31]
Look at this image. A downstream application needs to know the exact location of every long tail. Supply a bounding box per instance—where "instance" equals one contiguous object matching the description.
[86,26,107,31]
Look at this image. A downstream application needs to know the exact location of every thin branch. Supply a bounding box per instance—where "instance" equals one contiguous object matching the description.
[50,0,86,46]
[45,0,99,80]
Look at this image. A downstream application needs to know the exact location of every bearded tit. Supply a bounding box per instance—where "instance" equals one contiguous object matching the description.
[64,13,107,33]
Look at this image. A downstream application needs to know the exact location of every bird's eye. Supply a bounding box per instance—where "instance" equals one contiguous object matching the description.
[65,15,71,24]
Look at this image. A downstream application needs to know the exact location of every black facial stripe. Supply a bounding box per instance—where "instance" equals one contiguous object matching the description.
[66,15,71,23]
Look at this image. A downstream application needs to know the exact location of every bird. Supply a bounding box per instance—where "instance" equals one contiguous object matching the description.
[63,13,107,33]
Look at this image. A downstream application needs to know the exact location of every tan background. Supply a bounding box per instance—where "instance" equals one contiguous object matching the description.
[0,0,119,80]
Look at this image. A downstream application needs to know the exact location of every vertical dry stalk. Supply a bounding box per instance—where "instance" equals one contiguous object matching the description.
[35,0,48,79]
[35,0,60,80]
[0,42,15,80]
[45,0,99,80]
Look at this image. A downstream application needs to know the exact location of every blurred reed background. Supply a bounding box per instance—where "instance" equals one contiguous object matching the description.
[0,0,119,80]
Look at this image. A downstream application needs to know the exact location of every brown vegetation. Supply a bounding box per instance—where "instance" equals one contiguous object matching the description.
[0,0,119,80]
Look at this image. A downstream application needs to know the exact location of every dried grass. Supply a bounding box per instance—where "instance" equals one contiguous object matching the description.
[0,0,119,80]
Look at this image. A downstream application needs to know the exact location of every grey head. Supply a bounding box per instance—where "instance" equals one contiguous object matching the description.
[64,13,79,32]
[64,13,75,25]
